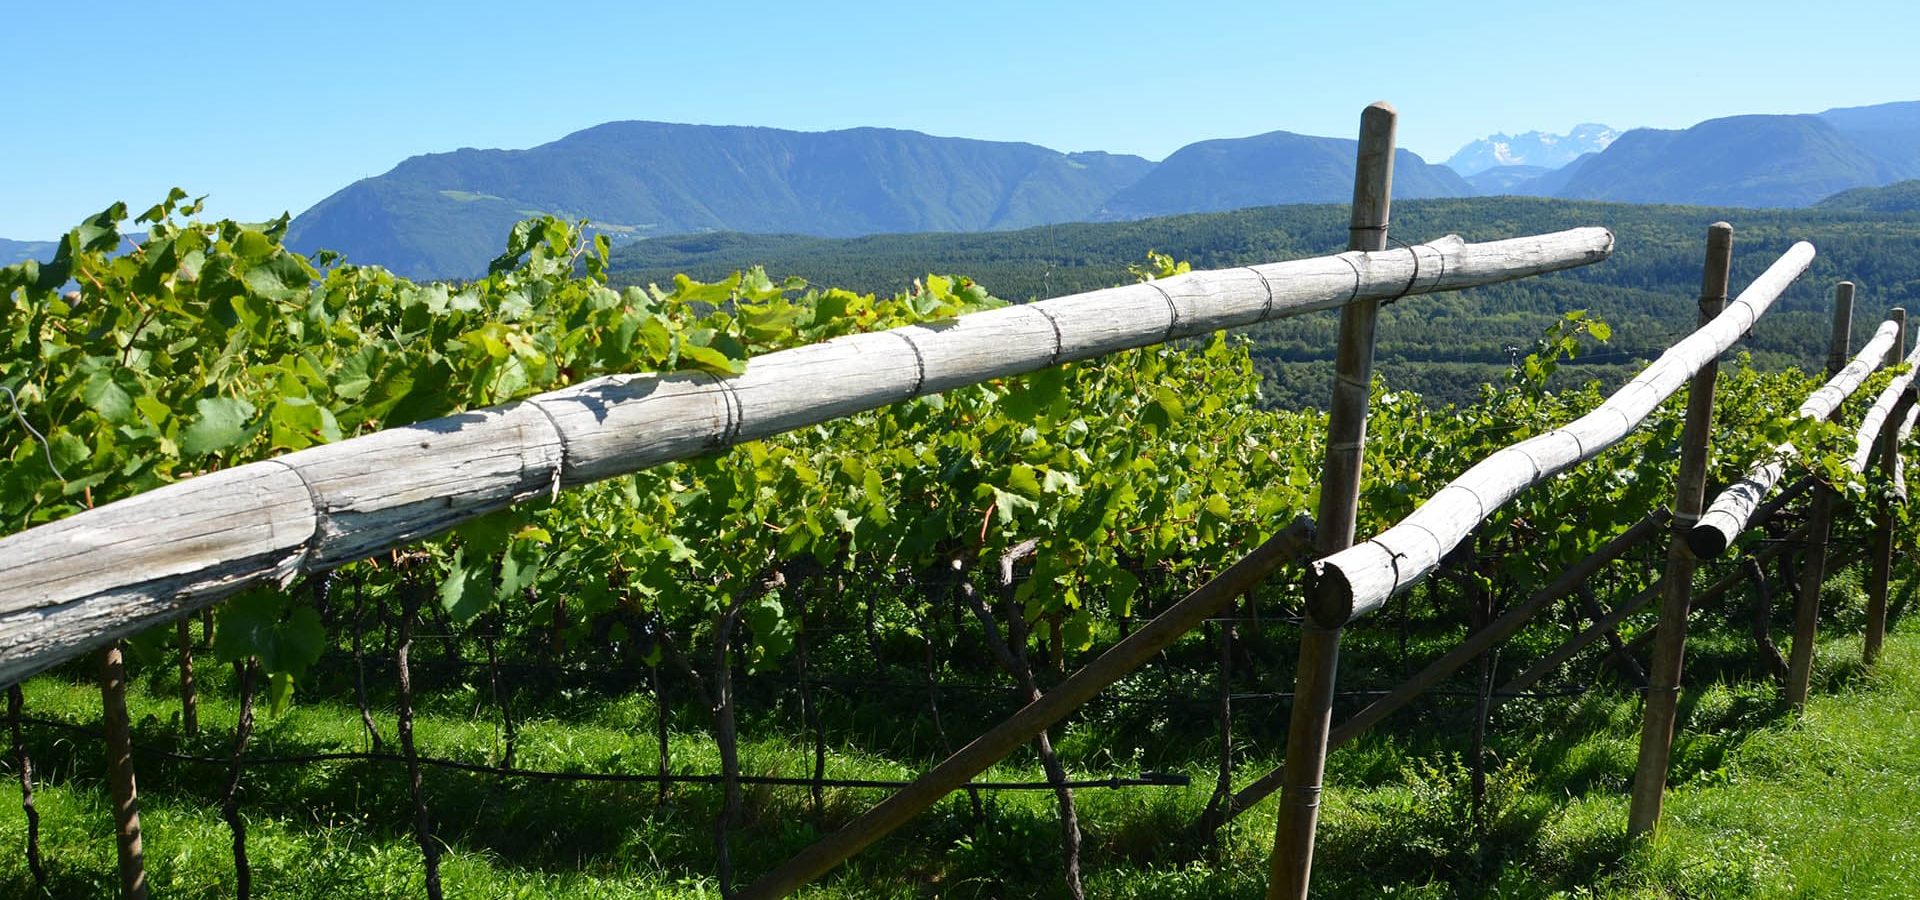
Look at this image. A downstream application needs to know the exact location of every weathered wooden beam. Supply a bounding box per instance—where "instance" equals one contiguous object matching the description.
[1309,239,1815,628]
[1849,317,1919,476]
[1896,404,1917,499]
[0,228,1613,688]
[1690,315,1897,558]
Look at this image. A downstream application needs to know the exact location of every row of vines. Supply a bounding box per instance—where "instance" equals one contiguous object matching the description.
[1,196,1902,897]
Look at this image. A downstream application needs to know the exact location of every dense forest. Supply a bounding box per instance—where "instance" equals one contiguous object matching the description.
[609,197,1920,407]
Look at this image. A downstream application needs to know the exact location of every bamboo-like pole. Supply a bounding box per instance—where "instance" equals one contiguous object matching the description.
[1265,100,1397,900]
[731,515,1315,900]
[1310,242,1814,628]
[0,229,1612,689]
[1848,312,1915,475]
[1785,290,1867,707]
[100,642,149,900]
[1628,222,1733,838]
[1216,510,1668,828]
[1690,309,1895,558]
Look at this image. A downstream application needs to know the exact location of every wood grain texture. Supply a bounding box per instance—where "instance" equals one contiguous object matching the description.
[1309,241,1815,627]
[1690,319,1898,557]
[0,229,1611,688]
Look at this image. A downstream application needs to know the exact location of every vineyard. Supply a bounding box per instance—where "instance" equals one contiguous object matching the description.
[1,102,1917,899]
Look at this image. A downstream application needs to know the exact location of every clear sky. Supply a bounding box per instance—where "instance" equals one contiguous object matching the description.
[3,0,1915,238]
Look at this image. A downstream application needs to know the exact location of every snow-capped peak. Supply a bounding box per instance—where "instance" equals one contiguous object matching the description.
[1444,124,1619,176]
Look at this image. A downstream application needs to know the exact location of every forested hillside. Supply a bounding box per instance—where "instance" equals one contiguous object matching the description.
[1818,179,1920,213]
[609,196,1920,407]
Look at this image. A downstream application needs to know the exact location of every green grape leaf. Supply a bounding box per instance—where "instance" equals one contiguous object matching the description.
[180,396,257,456]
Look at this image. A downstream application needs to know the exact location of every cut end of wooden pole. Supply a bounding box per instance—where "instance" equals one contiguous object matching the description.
[1685,520,1733,560]
[1364,100,1397,116]
[1307,561,1358,628]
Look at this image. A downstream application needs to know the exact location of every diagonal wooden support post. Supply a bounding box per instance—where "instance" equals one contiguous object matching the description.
[1264,100,1396,900]
[1786,284,1861,707]
[1628,222,1732,837]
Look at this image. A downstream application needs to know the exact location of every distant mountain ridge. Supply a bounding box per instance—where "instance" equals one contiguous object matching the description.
[1444,124,1618,175]
[286,122,1154,279]
[0,239,56,268]
[1095,130,1470,219]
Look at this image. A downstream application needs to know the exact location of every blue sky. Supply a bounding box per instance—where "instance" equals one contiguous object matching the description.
[3,0,1914,238]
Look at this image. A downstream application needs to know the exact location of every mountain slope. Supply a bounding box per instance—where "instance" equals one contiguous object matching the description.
[287,122,1155,279]
[1096,130,1469,219]
[1818,100,1920,180]
[1554,114,1893,207]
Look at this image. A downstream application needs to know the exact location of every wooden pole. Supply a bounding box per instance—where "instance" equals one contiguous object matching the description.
[1786,285,1860,707]
[99,642,148,900]
[1266,100,1396,900]
[1628,222,1732,838]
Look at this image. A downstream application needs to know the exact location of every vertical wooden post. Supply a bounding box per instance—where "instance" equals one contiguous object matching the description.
[1864,307,1909,664]
[100,642,149,900]
[1628,222,1732,837]
[1786,283,1857,708]
[1265,100,1396,900]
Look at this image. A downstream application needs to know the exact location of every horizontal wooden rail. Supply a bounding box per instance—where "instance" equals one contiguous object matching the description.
[1848,340,1920,474]
[0,229,1612,688]
[1309,241,1815,627]
[1690,319,1900,557]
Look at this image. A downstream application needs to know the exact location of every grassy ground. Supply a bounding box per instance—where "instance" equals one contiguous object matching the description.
[1,591,1917,898]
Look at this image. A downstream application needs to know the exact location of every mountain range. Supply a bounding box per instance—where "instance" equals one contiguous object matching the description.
[7,101,1918,280]
[281,122,1473,278]
[1444,124,1619,175]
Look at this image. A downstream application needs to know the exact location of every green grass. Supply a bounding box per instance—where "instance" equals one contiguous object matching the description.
[2,594,1918,897]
